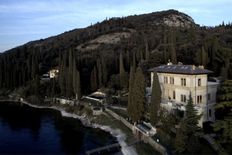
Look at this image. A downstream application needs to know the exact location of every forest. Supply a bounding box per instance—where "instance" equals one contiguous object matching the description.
[0,9,232,95]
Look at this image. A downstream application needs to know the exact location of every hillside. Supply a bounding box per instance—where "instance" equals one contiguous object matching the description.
[0,9,232,94]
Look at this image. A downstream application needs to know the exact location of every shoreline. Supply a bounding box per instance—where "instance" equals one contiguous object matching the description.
[0,99,137,155]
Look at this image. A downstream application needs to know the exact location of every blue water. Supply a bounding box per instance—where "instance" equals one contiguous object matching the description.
[0,102,118,154]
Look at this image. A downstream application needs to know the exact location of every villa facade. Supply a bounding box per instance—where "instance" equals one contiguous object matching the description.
[148,62,219,126]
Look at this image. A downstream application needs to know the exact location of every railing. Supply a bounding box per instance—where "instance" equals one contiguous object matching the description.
[85,143,120,155]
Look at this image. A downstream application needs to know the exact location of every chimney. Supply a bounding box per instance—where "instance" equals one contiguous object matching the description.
[178,62,183,65]
[167,59,173,65]
[198,65,204,69]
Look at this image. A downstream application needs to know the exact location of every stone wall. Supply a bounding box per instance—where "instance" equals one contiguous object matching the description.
[106,108,168,155]
[106,108,133,129]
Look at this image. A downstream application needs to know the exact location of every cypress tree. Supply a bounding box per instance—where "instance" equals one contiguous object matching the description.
[101,57,108,86]
[72,54,81,99]
[150,72,161,125]
[76,69,81,100]
[145,38,150,61]
[127,65,135,121]
[131,66,145,122]
[72,57,77,98]
[59,52,67,96]
[170,29,177,64]
[163,30,168,63]
[97,58,103,88]
[201,46,208,67]
[119,52,128,89]
[67,50,73,97]
[90,65,98,92]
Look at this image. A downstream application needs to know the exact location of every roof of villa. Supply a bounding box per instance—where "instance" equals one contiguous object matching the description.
[148,64,213,75]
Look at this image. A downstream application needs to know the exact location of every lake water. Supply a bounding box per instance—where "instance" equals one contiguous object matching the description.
[0,102,118,154]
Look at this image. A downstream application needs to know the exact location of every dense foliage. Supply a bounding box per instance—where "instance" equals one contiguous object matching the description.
[213,80,232,153]
[150,72,161,125]
[0,9,232,96]
[127,66,145,122]
[174,95,201,154]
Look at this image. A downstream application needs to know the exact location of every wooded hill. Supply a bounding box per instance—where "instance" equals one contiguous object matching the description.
[0,9,232,94]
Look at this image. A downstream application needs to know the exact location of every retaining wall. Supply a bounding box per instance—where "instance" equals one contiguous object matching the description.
[106,107,168,155]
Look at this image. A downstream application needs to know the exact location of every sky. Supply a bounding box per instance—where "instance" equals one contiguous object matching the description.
[0,0,232,52]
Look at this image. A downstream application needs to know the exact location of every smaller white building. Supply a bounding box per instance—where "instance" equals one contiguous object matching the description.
[148,63,219,127]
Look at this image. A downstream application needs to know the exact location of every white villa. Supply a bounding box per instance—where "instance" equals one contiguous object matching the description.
[148,62,219,127]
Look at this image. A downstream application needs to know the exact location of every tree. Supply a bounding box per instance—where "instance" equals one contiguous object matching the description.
[101,57,108,86]
[130,66,145,122]
[150,72,161,125]
[212,80,232,152]
[201,46,208,67]
[163,30,168,63]
[145,38,150,61]
[170,29,177,64]
[90,65,98,92]
[119,52,128,89]
[59,52,67,96]
[97,58,103,88]
[174,121,187,153]
[184,94,201,135]
[127,65,135,121]
[76,69,81,99]
[67,50,74,97]
[73,57,81,99]
[174,94,201,153]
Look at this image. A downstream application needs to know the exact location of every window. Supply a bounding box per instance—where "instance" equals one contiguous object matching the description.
[209,109,212,117]
[181,78,186,86]
[181,95,186,102]
[197,95,202,103]
[198,79,201,86]
[164,76,168,84]
[208,93,211,101]
[170,77,174,84]
[173,91,175,99]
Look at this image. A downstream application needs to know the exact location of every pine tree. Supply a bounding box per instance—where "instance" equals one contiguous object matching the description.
[175,94,201,153]
[184,94,201,135]
[150,72,161,125]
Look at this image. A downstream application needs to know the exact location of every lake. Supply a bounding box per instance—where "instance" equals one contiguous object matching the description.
[0,102,119,154]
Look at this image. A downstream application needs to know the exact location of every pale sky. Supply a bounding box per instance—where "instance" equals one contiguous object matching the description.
[0,0,231,52]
